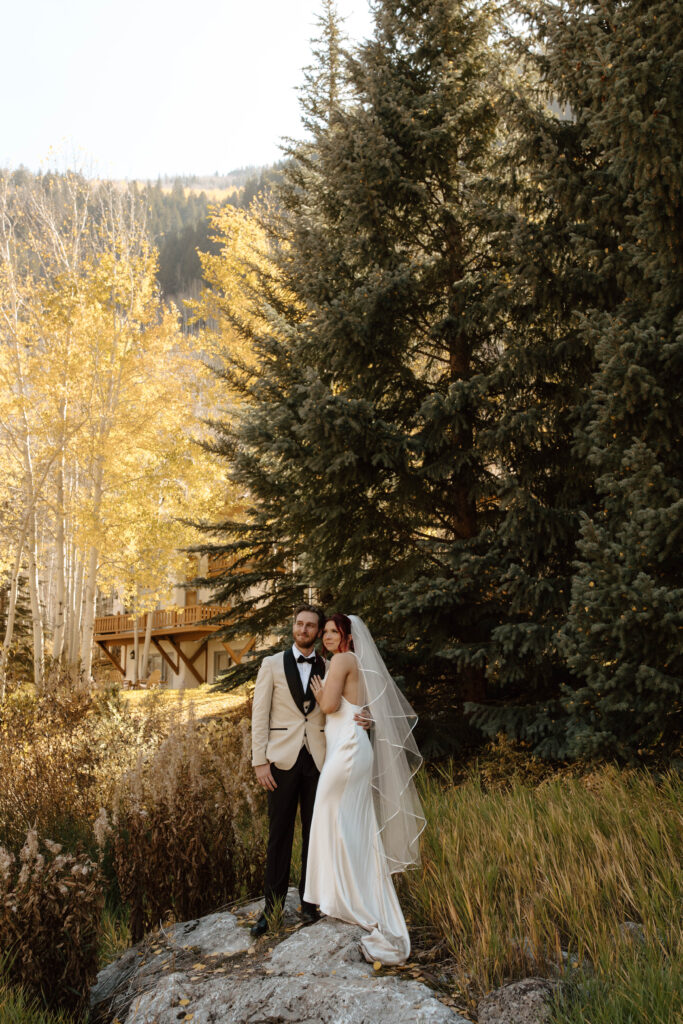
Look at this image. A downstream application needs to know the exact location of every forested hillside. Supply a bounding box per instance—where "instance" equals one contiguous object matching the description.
[4,164,283,309]
[137,166,284,302]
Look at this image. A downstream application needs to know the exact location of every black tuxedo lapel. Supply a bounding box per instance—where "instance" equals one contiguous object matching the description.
[283,649,326,715]
[283,648,307,714]
[302,653,326,714]
[313,653,326,681]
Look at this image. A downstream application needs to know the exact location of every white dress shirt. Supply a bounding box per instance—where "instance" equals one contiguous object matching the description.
[292,643,316,691]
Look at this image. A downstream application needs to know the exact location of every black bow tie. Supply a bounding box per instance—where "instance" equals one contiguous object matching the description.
[297,655,316,665]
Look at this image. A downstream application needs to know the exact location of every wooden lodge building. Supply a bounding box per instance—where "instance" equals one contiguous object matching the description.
[93,556,255,688]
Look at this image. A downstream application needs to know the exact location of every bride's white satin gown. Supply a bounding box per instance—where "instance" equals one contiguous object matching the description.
[303,695,411,964]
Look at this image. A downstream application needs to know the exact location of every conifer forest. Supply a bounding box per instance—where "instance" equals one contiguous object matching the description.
[200,0,682,764]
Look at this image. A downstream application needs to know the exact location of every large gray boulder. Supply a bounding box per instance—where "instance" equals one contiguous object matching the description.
[91,889,467,1024]
[477,977,560,1024]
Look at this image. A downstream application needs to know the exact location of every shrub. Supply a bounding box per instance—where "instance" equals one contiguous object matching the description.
[0,831,104,1018]
[101,711,267,941]
[0,684,170,855]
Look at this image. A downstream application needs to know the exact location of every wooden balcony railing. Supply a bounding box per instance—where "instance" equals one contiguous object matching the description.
[94,604,231,637]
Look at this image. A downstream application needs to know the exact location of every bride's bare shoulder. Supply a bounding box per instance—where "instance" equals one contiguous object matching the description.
[336,650,356,667]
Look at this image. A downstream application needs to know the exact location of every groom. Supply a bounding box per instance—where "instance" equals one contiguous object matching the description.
[250,604,327,936]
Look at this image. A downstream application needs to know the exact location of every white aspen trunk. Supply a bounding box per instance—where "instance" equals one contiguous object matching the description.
[37,517,49,621]
[44,548,55,634]
[79,543,98,688]
[68,553,85,669]
[64,538,74,664]
[0,541,24,702]
[79,460,103,687]
[18,393,43,691]
[0,452,57,697]
[141,603,153,678]
[52,454,67,662]
[64,469,77,666]
[26,511,45,691]
[132,609,140,687]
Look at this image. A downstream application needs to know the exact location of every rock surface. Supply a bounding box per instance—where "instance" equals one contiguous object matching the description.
[91,889,467,1024]
[477,977,559,1024]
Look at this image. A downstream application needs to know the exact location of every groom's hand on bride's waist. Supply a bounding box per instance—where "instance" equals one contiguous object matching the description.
[255,762,277,791]
[354,708,373,731]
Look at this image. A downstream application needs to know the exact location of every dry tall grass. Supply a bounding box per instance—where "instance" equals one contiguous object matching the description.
[0,685,168,855]
[0,680,260,1014]
[100,709,267,941]
[2,679,678,1023]
[401,764,681,1018]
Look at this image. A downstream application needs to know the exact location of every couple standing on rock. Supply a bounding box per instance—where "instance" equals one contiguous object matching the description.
[250,605,425,964]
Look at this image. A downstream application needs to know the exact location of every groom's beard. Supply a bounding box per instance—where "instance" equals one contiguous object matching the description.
[292,633,319,656]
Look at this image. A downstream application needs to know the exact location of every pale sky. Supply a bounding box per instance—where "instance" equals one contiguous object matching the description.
[1,0,374,180]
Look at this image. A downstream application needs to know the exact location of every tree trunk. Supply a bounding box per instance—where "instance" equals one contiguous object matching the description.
[132,600,140,687]
[68,552,85,671]
[79,460,103,687]
[79,543,98,688]
[0,542,24,702]
[26,511,45,691]
[141,604,154,679]
[52,457,67,662]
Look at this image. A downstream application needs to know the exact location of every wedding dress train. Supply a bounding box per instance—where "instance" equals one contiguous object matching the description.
[303,695,410,964]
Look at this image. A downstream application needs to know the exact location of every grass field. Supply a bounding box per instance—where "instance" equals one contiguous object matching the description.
[119,682,249,722]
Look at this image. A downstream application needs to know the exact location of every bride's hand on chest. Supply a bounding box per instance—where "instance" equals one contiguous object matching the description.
[310,674,324,703]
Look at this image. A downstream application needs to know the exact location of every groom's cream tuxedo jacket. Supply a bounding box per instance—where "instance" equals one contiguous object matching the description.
[251,649,326,772]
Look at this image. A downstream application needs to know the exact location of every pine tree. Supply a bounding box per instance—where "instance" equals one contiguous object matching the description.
[462,6,609,757]
[201,1,509,750]
[552,0,683,759]
[244,0,505,750]
[314,0,505,749]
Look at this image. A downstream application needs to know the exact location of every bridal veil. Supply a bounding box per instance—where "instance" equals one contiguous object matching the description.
[349,615,425,873]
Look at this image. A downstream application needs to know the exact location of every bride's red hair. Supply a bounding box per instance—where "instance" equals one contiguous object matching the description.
[324,613,354,654]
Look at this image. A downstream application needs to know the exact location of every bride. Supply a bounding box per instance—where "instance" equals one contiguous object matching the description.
[304,613,425,964]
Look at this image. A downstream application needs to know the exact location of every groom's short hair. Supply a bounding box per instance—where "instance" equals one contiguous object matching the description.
[293,603,325,631]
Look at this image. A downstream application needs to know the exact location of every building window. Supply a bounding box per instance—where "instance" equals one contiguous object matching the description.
[147,653,167,683]
[214,649,232,683]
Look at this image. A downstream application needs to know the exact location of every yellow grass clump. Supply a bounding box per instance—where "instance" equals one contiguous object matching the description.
[401,764,681,1015]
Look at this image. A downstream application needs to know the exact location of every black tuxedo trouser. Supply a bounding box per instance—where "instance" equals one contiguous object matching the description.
[264,745,319,915]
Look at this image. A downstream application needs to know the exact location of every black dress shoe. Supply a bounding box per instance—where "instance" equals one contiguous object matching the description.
[300,907,320,925]
[250,913,268,937]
